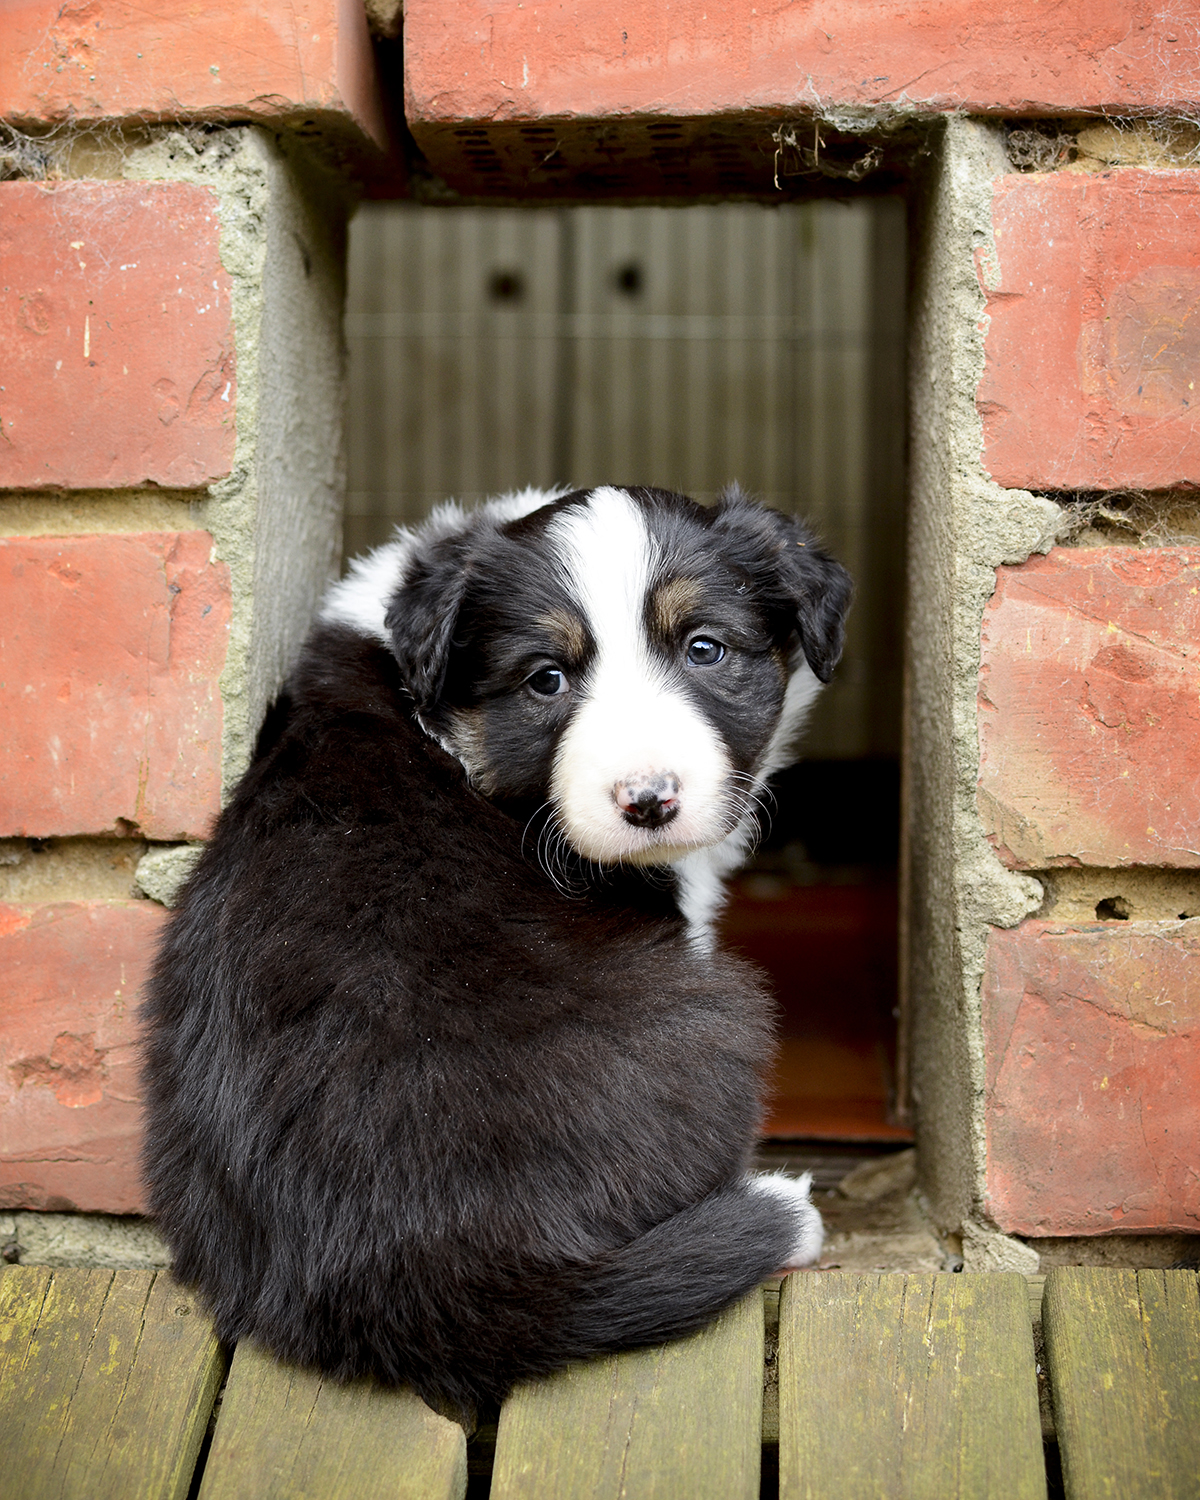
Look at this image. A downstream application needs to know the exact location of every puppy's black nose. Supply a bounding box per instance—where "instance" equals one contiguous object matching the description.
[616,776,680,829]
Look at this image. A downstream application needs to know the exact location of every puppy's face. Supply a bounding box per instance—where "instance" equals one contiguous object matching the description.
[388,487,851,867]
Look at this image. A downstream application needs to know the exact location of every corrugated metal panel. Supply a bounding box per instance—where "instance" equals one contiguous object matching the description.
[343,200,905,756]
[344,207,562,541]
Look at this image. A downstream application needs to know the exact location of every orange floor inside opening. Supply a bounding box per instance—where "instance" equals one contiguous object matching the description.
[720,876,911,1143]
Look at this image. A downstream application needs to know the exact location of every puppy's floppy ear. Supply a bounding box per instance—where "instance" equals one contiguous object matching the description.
[713,486,853,683]
[776,518,854,683]
[384,530,472,716]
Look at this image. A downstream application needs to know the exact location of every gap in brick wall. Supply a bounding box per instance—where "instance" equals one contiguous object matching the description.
[0,120,162,183]
[0,837,147,903]
[0,492,203,536]
[1048,489,1200,549]
[342,196,908,759]
[1005,117,1200,174]
[343,194,911,1142]
[1036,867,1200,924]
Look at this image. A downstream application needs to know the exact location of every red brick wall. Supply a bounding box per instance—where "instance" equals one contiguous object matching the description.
[3,0,1198,1241]
[976,161,1200,1238]
[979,172,1200,492]
[0,0,372,1216]
[0,0,387,148]
[402,0,1198,194]
[0,182,235,490]
[983,919,1200,1236]
[0,184,234,1211]
[1,902,165,1213]
[979,548,1200,872]
[0,532,230,840]
[401,0,1193,117]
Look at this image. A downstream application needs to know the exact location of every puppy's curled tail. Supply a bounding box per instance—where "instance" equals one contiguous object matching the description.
[402,1171,822,1417]
[550,1170,822,1359]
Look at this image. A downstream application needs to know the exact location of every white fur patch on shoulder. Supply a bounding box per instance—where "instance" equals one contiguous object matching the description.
[748,1170,825,1268]
[320,488,571,644]
[320,532,417,644]
[753,654,824,782]
[483,485,573,525]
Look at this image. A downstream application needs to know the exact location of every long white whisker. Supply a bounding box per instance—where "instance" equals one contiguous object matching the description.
[523,801,574,897]
[540,806,589,898]
[713,773,773,856]
[521,800,555,864]
[725,771,774,845]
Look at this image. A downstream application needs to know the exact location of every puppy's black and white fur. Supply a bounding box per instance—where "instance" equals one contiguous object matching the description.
[141,484,851,1415]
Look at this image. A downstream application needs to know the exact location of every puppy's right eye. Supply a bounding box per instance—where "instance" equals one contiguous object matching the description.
[527,666,569,697]
[686,637,726,666]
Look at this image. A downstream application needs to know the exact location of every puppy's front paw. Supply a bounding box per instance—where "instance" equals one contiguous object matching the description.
[748,1169,824,1269]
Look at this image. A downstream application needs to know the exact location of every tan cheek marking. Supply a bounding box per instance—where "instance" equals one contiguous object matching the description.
[446,707,495,793]
[651,577,704,637]
[537,609,588,660]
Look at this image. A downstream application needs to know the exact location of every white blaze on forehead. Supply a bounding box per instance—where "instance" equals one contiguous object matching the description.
[548,486,653,672]
[547,487,733,864]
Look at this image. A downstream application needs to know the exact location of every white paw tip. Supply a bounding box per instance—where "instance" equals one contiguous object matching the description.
[749,1169,824,1268]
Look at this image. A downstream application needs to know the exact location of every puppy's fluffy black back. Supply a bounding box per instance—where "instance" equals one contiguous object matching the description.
[142,624,789,1413]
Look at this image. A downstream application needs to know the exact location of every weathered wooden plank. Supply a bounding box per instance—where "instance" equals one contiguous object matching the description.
[779,1272,1046,1500]
[489,1290,764,1500]
[1043,1266,1200,1500]
[197,1340,467,1500]
[0,1266,226,1500]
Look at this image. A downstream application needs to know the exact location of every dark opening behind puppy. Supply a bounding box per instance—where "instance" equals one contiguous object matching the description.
[141,485,852,1416]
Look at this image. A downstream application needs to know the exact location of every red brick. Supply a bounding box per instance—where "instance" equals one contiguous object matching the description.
[0,182,237,491]
[982,918,1200,1237]
[0,900,166,1214]
[979,172,1200,491]
[405,1,1197,191]
[979,547,1200,869]
[0,532,230,841]
[0,0,386,151]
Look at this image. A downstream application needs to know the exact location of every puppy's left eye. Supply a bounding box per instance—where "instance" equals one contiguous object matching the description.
[527,666,570,697]
[686,637,726,666]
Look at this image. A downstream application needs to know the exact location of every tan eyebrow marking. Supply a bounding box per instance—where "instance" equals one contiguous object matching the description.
[537,609,588,660]
[650,576,704,636]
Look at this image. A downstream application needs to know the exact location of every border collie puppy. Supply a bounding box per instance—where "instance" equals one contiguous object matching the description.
[141,484,851,1416]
